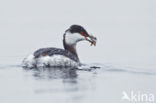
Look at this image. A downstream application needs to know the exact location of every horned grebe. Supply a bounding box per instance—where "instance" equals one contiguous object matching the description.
[22,25,97,68]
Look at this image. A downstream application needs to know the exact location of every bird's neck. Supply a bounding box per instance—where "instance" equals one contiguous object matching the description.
[63,39,79,60]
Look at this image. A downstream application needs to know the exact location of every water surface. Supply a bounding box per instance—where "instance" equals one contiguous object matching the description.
[0,63,155,103]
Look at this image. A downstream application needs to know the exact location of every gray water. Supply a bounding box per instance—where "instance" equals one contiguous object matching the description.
[0,64,156,103]
[0,0,156,103]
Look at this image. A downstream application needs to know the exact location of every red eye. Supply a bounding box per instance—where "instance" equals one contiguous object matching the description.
[81,32,85,37]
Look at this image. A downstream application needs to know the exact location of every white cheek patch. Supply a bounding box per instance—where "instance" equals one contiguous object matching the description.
[65,32,85,45]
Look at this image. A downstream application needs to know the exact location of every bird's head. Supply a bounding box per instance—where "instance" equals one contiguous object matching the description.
[64,25,97,46]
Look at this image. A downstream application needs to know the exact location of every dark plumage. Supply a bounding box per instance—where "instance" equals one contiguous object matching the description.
[69,25,89,37]
[34,48,79,62]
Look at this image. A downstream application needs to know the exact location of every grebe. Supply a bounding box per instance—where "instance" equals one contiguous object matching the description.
[22,25,97,68]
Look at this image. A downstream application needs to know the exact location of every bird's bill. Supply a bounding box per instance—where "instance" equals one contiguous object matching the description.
[85,34,97,46]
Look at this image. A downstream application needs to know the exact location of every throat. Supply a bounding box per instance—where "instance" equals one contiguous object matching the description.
[63,39,79,60]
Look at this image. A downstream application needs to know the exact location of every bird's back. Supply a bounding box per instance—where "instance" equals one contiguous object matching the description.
[34,47,79,62]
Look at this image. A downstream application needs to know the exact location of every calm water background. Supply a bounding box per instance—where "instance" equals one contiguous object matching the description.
[0,0,156,103]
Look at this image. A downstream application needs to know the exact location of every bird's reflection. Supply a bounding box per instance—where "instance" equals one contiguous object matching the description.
[23,67,78,80]
[22,66,97,97]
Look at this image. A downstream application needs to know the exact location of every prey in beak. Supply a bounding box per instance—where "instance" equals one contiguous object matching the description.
[80,32,97,46]
[86,34,97,46]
